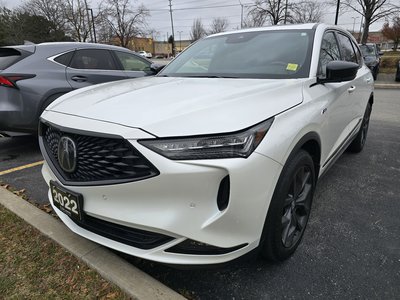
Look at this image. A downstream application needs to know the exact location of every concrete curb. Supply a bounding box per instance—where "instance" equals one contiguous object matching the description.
[0,187,185,300]
[374,83,400,89]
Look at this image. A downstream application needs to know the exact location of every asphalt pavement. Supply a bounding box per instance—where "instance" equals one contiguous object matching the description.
[0,89,399,299]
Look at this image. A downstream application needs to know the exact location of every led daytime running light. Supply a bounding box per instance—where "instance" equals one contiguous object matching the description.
[139,118,274,160]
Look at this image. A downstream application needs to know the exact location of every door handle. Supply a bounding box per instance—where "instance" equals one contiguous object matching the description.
[366,78,372,84]
[347,86,356,93]
[71,75,87,82]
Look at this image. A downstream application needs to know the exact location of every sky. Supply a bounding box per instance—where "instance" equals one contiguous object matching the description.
[3,0,390,41]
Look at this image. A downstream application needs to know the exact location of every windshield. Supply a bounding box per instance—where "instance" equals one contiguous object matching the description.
[159,29,314,79]
[360,45,376,57]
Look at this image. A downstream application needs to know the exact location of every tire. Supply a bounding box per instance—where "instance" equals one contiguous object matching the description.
[347,102,372,153]
[373,69,378,80]
[39,93,65,117]
[260,150,316,261]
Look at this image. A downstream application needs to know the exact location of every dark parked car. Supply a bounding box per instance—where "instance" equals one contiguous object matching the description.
[359,43,382,80]
[396,60,400,82]
[0,42,162,135]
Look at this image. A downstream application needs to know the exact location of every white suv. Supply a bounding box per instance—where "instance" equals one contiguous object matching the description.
[39,24,373,265]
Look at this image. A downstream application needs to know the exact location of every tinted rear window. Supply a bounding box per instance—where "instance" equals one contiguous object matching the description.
[0,48,22,70]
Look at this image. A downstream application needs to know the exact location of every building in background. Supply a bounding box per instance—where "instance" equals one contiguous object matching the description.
[353,31,396,50]
[111,36,192,57]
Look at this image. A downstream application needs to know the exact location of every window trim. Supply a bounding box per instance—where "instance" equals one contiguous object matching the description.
[351,40,364,68]
[317,30,341,77]
[334,31,359,65]
[48,49,76,68]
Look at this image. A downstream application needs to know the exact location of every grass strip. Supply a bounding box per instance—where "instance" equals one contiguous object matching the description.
[0,204,129,299]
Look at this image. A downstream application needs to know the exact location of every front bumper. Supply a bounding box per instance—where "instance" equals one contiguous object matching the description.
[41,111,282,264]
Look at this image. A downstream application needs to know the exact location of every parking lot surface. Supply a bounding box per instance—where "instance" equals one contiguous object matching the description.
[1,89,399,299]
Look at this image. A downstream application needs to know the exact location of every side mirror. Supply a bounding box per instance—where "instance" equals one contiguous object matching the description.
[150,63,165,74]
[318,61,359,84]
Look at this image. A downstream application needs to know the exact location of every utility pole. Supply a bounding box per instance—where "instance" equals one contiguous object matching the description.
[168,0,176,56]
[351,16,359,33]
[335,0,340,25]
[284,0,288,24]
[359,16,364,43]
[178,31,183,52]
[239,0,244,29]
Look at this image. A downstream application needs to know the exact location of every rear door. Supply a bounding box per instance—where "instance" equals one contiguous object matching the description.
[66,49,125,89]
[335,32,372,125]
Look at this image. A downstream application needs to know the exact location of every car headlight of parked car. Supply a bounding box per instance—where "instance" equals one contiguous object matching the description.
[139,118,274,160]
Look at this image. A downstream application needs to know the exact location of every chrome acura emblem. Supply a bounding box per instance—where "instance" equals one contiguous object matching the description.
[57,136,77,173]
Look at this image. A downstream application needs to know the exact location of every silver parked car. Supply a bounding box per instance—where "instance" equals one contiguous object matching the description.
[0,42,162,135]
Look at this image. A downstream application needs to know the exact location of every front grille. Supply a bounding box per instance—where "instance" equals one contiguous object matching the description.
[40,122,159,185]
[77,214,174,249]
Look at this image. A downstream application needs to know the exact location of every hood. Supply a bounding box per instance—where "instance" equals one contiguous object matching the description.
[47,76,305,137]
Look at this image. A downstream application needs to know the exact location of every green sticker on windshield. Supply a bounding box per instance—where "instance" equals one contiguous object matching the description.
[286,63,298,71]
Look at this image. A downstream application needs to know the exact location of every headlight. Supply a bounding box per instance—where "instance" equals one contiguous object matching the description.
[138,118,274,160]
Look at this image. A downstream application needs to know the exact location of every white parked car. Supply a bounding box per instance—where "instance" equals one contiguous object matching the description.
[138,50,152,59]
[39,24,373,265]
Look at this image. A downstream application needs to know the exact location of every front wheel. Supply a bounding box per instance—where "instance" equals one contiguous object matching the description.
[260,150,316,261]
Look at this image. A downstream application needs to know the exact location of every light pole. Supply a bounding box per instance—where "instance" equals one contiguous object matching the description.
[178,31,183,52]
[87,8,97,43]
[335,0,340,25]
[351,16,359,33]
[84,0,93,42]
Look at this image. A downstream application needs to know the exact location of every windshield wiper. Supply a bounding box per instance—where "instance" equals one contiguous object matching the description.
[181,75,238,78]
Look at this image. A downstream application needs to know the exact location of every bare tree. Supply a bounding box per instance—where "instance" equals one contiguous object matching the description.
[290,0,323,23]
[190,18,206,42]
[340,0,399,43]
[100,0,149,48]
[242,12,266,28]
[96,14,114,43]
[208,17,229,34]
[382,16,400,51]
[23,0,92,42]
[247,0,286,26]
[63,0,91,42]
[23,0,67,33]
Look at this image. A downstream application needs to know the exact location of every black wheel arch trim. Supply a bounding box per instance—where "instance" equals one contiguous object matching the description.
[285,131,321,180]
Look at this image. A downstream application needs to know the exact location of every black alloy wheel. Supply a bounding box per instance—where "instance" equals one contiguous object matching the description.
[281,166,313,248]
[260,150,316,261]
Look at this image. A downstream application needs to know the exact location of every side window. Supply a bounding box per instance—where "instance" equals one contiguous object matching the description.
[336,33,357,63]
[69,49,117,70]
[318,32,341,76]
[351,40,363,67]
[114,51,150,71]
[54,51,74,66]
